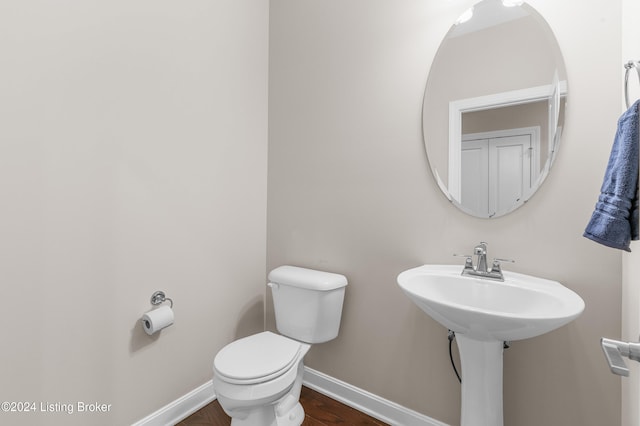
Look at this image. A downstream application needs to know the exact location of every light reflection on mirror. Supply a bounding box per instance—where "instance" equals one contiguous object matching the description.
[423,0,567,218]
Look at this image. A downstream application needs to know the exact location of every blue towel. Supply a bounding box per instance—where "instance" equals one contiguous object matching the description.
[584,99,639,251]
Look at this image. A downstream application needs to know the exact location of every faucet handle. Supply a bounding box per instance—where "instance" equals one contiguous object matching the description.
[490,258,514,275]
[454,254,474,269]
[491,258,514,270]
[454,253,473,262]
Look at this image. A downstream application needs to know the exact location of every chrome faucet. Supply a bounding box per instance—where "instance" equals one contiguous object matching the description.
[473,242,488,273]
[456,242,513,281]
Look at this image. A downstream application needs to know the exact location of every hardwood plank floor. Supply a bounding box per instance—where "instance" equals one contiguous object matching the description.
[176,386,389,426]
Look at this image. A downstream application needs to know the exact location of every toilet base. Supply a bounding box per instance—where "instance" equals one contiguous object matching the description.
[230,401,305,426]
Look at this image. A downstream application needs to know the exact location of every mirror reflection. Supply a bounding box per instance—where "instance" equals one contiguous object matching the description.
[423,0,567,218]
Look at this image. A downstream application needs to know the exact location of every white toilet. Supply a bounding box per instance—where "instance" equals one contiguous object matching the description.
[212,265,348,426]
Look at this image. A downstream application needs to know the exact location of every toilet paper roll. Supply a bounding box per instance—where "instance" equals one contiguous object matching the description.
[141,306,174,335]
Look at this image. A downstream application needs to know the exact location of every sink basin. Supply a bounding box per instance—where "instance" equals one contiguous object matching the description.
[398,264,585,426]
[398,264,585,342]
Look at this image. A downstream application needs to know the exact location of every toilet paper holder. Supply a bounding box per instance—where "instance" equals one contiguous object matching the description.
[142,291,175,335]
[150,291,173,308]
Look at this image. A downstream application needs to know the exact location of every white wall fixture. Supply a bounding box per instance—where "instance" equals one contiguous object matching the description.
[398,261,584,426]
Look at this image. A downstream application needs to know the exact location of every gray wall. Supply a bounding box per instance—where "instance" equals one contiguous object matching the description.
[0,1,268,425]
[268,0,622,425]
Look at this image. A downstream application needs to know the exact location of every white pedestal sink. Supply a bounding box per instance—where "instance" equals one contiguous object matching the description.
[398,265,584,426]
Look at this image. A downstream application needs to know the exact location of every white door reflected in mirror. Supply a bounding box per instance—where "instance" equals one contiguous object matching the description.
[461,130,536,217]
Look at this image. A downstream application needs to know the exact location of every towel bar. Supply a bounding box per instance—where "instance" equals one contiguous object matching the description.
[624,60,640,109]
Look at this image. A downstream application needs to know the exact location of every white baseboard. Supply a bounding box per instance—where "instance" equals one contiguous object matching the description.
[131,380,215,426]
[302,367,449,426]
[132,368,448,426]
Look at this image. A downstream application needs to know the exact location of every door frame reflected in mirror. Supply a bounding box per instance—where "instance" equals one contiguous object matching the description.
[447,81,568,204]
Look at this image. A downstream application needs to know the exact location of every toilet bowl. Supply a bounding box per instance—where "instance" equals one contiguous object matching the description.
[212,266,347,426]
[213,332,310,426]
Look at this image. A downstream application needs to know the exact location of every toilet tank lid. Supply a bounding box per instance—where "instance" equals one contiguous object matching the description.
[268,265,347,291]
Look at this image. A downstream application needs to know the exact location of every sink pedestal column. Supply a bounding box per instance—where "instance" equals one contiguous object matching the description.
[456,334,504,426]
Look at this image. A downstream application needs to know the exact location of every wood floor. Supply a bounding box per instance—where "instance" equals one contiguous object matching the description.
[176,386,389,426]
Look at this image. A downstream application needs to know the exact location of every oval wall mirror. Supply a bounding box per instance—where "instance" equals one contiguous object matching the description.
[423,0,567,218]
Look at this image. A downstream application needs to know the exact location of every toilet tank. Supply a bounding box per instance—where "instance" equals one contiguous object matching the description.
[268,266,347,344]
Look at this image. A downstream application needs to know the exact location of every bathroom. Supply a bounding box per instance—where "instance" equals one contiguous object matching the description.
[0,0,637,425]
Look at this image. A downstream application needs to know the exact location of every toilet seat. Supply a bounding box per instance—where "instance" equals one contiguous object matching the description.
[214,332,302,385]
